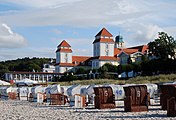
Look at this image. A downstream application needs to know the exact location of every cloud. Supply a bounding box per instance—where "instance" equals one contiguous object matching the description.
[71,39,92,56]
[130,24,163,44]
[0,23,27,48]
[112,22,164,47]
[1,0,83,8]
[163,26,176,38]
[1,0,149,27]
[52,29,63,34]
[55,38,93,56]
[1,0,176,50]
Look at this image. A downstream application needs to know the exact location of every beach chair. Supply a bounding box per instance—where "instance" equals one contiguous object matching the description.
[93,87,115,109]
[124,85,149,112]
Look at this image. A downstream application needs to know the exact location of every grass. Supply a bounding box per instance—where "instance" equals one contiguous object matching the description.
[48,74,176,86]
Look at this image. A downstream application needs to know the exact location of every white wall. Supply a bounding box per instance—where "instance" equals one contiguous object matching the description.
[43,64,55,73]
[55,66,74,73]
[99,43,114,56]
[56,52,72,63]
[130,52,143,63]
[92,60,119,69]
[43,68,55,73]
[59,66,73,73]
[93,42,114,57]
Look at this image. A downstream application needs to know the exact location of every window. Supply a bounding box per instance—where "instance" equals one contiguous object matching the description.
[106,50,109,56]
[88,61,92,66]
[65,53,68,63]
[65,58,68,63]
[93,62,95,67]
[45,64,49,68]
[106,43,108,49]
[96,62,99,67]
[65,53,68,57]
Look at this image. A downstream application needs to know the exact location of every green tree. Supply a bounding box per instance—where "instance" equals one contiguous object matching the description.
[98,65,108,78]
[148,32,176,60]
[75,68,86,74]
[0,64,9,79]
[98,65,108,74]
[120,64,133,78]
[0,57,53,78]
[102,63,118,72]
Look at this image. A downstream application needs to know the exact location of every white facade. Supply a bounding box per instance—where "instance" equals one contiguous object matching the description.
[55,40,73,73]
[42,64,55,73]
[118,52,144,65]
[55,66,73,73]
[93,42,114,57]
[92,60,119,69]
[54,28,147,73]
[5,72,60,82]
[56,52,72,63]
[130,52,143,63]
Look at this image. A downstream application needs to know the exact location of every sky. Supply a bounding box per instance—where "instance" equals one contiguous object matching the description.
[0,0,176,61]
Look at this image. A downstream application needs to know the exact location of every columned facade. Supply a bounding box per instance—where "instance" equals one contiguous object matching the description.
[5,72,63,83]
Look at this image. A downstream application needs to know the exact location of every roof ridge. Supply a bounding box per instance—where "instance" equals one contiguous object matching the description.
[57,40,71,47]
[95,28,113,37]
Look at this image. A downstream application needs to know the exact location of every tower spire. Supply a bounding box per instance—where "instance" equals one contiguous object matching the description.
[115,34,124,48]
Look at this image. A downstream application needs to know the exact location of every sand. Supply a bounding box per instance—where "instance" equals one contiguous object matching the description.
[0,99,175,120]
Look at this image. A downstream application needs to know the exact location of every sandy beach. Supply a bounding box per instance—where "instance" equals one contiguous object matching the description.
[0,99,175,120]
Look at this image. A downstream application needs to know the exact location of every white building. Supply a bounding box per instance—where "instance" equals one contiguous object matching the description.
[91,28,119,69]
[43,63,55,73]
[5,71,63,82]
[4,28,149,81]
[55,40,74,73]
[55,28,148,73]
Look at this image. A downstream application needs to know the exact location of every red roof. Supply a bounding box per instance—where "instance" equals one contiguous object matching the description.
[93,38,114,43]
[92,56,119,61]
[114,48,138,56]
[72,56,91,66]
[72,56,90,62]
[56,49,72,53]
[128,45,148,53]
[57,40,71,47]
[123,48,138,54]
[114,48,122,56]
[55,56,91,67]
[95,28,113,37]
[141,45,148,53]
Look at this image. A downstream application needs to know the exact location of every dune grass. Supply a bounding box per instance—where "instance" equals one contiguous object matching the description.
[49,74,176,86]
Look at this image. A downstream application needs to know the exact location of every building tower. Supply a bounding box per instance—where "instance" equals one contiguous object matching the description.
[55,40,73,73]
[93,28,115,57]
[115,34,124,48]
